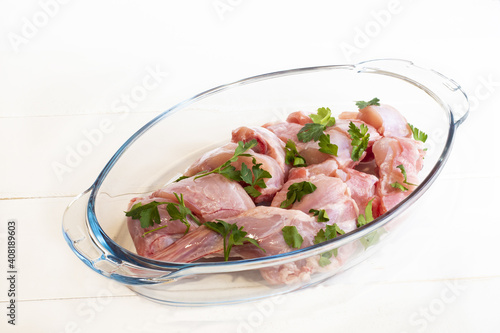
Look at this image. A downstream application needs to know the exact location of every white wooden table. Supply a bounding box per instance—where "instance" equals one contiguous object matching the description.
[2,1,500,332]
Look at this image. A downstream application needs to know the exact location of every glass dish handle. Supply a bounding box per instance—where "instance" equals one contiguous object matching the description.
[356,59,470,128]
[62,190,160,285]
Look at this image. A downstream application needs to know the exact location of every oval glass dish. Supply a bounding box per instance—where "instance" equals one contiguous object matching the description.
[63,59,469,305]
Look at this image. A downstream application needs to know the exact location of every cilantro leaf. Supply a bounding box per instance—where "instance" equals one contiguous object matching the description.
[309,209,330,222]
[408,123,428,143]
[284,140,307,167]
[348,121,370,161]
[280,181,317,208]
[313,224,345,266]
[355,98,380,109]
[205,219,265,261]
[396,165,417,186]
[310,107,336,127]
[318,134,338,156]
[282,226,303,249]
[297,123,326,142]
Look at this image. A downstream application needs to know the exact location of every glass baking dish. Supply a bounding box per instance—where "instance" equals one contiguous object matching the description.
[62,59,468,305]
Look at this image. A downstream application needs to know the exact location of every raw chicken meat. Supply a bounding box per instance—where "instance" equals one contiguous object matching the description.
[334,168,379,218]
[151,206,352,284]
[271,174,358,233]
[357,104,412,138]
[126,101,427,286]
[127,174,255,256]
[152,173,255,222]
[184,143,285,203]
[372,137,425,215]
[127,196,200,257]
[231,126,287,172]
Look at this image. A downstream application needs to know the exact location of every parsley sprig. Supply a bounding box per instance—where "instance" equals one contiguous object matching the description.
[183,140,272,198]
[297,107,336,143]
[318,133,338,156]
[310,107,336,127]
[284,140,307,167]
[397,165,417,186]
[309,209,329,222]
[205,219,265,261]
[390,165,417,191]
[408,123,428,143]
[280,181,317,208]
[348,121,370,161]
[282,226,303,249]
[194,140,257,182]
[239,160,272,197]
[314,224,345,266]
[356,198,384,249]
[124,193,201,237]
[357,198,374,228]
[355,98,380,109]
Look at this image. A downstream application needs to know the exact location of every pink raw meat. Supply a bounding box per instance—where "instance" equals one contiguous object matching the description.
[372,137,425,215]
[357,104,412,138]
[183,143,285,203]
[152,173,255,222]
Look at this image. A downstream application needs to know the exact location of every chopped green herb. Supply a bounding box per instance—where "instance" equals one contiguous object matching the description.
[284,140,307,167]
[125,201,166,229]
[309,107,336,127]
[318,133,338,156]
[355,98,380,109]
[357,198,375,228]
[280,181,317,208]
[309,209,330,222]
[396,165,417,186]
[356,198,384,249]
[194,140,257,181]
[348,121,370,161]
[239,160,272,198]
[297,123,326,142]
[297,107,336,142]
[408,123,428,143]
[125,193,201,237]
[282,226,304,249]
[205,219,265,261]
[390,181,408,192]
[314,224,345,266]
[174,175,189,182]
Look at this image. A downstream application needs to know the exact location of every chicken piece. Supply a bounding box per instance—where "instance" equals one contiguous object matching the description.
[333,118,381,148]
[152,173,255,222]
[286,111,312,125]
[183,143,285,203]
[334,168,379,218]
[288,159,339,180]
[127,197,200,257]
[372,137,425,215]
[322,127,357,168]
[270,174,359,233]
[151,206,353,284]
[231,126,287,172]
[263,121,303,144]
[357,104,412,138]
